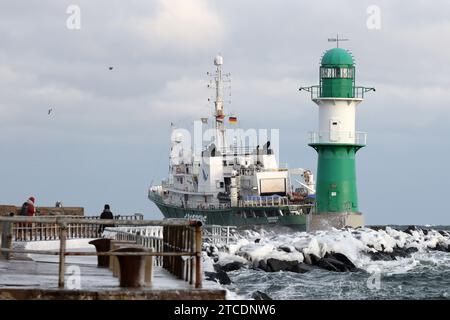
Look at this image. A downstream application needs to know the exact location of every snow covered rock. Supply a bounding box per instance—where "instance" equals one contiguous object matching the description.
[214,261,244,273]
[257,258,313,273]
[251,291,273,300]
[205,270,232,285]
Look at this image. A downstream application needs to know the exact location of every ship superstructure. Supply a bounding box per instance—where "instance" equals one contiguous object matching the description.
[149,55,316,230]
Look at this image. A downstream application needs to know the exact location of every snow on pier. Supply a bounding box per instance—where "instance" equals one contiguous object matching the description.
[0,216,226,300]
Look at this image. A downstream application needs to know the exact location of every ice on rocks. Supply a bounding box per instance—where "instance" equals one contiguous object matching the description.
[205,226,450,273]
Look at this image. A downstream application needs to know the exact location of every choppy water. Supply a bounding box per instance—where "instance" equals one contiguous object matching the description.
[204,226,450,300]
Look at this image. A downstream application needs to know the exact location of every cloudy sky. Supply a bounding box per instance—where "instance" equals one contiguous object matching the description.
[1,0,449,225]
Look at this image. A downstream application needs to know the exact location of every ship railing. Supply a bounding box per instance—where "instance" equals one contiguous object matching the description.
[161,180,172,189]
[159,185,224,195]
[202,146,257,155]
[150,185,163,193]
[186,202,231,210]
[308,131,367,145]
[287,204,315,215]
[240,196,289,207]
[0,216,203,289]
[219,146,255,155]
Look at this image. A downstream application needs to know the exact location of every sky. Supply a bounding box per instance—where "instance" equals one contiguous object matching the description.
[0,0,449,225]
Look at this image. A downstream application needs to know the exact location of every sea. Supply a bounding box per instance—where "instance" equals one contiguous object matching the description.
[203,225,450,300]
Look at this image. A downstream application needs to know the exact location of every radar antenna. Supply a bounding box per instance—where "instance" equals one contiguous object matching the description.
[328,34,349,48]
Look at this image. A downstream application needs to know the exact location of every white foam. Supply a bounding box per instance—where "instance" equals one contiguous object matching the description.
[206,227,450,273]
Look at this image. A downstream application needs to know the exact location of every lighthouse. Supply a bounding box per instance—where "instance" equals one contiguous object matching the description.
[300,42,374,230]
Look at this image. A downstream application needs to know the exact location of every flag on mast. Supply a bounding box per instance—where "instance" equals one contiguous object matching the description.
[228,116,237,124]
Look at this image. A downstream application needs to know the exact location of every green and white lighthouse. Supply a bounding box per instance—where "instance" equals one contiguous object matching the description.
[300,42,374,230]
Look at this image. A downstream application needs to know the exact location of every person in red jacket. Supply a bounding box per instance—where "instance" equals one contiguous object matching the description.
[27,197,36,216]
[20,196,36,216]
[18,196,36,238]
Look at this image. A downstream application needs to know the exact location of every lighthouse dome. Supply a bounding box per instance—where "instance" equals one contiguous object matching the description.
[321,48,354,66]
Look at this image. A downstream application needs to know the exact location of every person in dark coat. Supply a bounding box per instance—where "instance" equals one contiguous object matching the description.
[98,204,114,234]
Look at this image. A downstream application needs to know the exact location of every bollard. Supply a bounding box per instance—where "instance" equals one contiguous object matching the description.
[111,243,142,277]
[109,240,135,271]
[113,247,149,288]
[88,238,111,267]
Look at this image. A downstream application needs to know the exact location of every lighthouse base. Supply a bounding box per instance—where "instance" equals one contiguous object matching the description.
[308,212,364,231]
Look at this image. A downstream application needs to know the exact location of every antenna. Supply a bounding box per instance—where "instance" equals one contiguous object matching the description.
[206,54,231,150]
[328,34,349,48]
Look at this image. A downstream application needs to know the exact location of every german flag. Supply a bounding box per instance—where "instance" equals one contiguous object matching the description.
[228,116,237,124]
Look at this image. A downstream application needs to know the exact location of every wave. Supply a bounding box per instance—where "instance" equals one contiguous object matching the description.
[202,226,450,299]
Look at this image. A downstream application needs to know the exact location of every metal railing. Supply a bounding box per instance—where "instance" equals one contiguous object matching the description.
[107,224,238,248]
[203,225,237,245]
[11,214,144,242]
[13,222,99,241]
[217,146,255,155]
[201,146,256,155]
[308,131,367,145]
[186,202,231,210]
[104,226,164,266]
[299,85,375,99]
[240,196,289,207]
[0,216,203,289]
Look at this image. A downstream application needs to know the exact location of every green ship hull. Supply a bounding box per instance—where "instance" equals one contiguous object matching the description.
[150,194,311,231]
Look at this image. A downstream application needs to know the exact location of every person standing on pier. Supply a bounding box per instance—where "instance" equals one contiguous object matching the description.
[98,204,114,234]
[18,196,36,241]
[20,196,36,216]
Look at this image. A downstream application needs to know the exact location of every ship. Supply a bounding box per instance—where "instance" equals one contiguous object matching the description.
[148,55,316,230]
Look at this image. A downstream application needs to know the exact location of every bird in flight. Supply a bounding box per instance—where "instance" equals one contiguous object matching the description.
[109,66,113,70]
[48,108,53,115]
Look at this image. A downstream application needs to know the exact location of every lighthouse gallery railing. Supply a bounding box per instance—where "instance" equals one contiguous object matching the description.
[299,85,375,99]
[308,131,367,145]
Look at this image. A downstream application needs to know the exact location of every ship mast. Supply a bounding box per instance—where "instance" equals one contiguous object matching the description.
[213,55,226,151]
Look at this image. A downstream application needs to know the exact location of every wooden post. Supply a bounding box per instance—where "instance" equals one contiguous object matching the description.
[194,224,202,289]
[189,227,194,285]
[7,221,13,259]
[58,224,67,288]
[145,248,154,286]
[1,219,13,260]
[184,227,189,281]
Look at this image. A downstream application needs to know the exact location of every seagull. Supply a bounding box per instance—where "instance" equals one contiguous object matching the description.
[48,108,53,115]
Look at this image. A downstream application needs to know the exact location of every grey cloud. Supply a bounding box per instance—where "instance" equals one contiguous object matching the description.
[0,0,448,224]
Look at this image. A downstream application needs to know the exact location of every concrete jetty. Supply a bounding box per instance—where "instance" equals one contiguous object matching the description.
[0,255,225,300]
[0,215,226,300]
